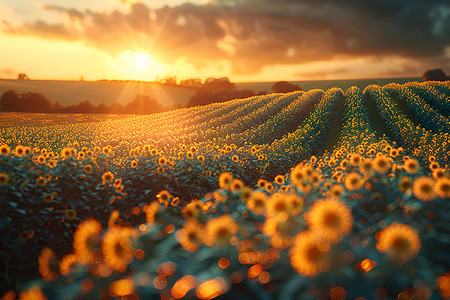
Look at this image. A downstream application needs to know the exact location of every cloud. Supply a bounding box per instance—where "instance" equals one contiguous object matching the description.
[0,68,16,78]
[2,0,449,75]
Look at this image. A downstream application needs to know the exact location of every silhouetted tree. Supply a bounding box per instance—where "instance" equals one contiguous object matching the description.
[423,69,449,81]
[271,81,302,93]
[0,90,21,111]
[0,90,52,112]
[17,73,30,80]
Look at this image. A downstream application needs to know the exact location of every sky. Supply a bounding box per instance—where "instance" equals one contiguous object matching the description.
[0,0,449,82]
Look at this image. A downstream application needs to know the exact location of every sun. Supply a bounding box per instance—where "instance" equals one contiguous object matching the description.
[111,50,168,81]
[134,53,151,70]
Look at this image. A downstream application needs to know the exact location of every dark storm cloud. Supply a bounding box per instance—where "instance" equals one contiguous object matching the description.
[2,0,449,73]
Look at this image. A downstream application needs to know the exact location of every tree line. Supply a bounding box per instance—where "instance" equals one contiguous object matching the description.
[0,78,301,114]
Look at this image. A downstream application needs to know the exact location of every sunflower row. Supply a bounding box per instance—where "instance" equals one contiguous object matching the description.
[404,81,450,117]
[363,85,450,165]
[339,86,379,145]
[223,89,324,147]
[387,83,450,134]
[267,88,344,171]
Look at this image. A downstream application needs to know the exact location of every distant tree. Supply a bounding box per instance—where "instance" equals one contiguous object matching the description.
[0,90,21,111]
[21,92,53,112]
[203,77,235,90]
[180,78,202,88]
[271,81,302,93]
[122,94,167,114]
[159,76,178,86]
[17,73,30,80]
[422,69,449,81]
[0,90,52,112]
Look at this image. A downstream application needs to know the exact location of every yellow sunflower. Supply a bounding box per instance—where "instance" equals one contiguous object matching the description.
[205,215,239,247]
[102,227,138,272]
[307,198,353,243]
[376,223,421,263]
[176,221,204,252]
[289,230,330,276]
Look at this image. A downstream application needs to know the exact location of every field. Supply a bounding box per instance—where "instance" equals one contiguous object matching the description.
[0,80,449,299]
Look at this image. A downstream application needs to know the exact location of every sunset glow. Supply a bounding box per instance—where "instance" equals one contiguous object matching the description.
[0,0,448,81]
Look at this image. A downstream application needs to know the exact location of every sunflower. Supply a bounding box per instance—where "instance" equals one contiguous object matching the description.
[437,273,450,298]
[398,177,412,194]
[0,173,9,186]
[197,155,205,162]
[102,171,114,183]
[307,198,353,243]
[330,185,344,199]
[59,253,78,276]
[263,213,293,249]
[158,157,167,166]
[390,149,399,158]
[232,155,239,162]
[84,165,93,174]
[19,230,30,242]
[246,191,267,215]
[265,193,290,217]
[404,159,419,174]
[186,151,194,159]
[274,175,285,185]
[156,190,172,206]
[205,215,239,247]
[183,200,204,220]
[359,158,373,175]
[432,168,446,180]
[102,227,138,272]
[290,164,304,187]
[176,221,204,252]
[289,231,330,276]
[43,193,54,203]
[37,155,46,164]
[14,145,25,157]
[0,144,11,156]
[73,219,102,264]
[435,177,450,198]
[77,151,85,159]
[230,179,244,193]
[376,223,421,263]
[157,166,165,174]
[61,147,76,159]
[344,173,365,191]
[131,160,138,168]
[219,172,233,189]
[373,155,391,173]
[38,247,57,281]
[102,146,111,155]
[19,287,47,300]
[145,202,161,224]
[65,209,77,220]
[287,194,304,215]
[429,161,440,171]
[23,146,31,155]
[412,176,436,202]
[339,159,349,170]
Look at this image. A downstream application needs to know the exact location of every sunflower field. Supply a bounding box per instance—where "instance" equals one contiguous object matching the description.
[0,81,449,299]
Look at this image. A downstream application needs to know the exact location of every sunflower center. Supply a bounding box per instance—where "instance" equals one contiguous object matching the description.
[306,245,322,263]
[392,237,410,254]
[323,212,340,228]
[420,184,433,194]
